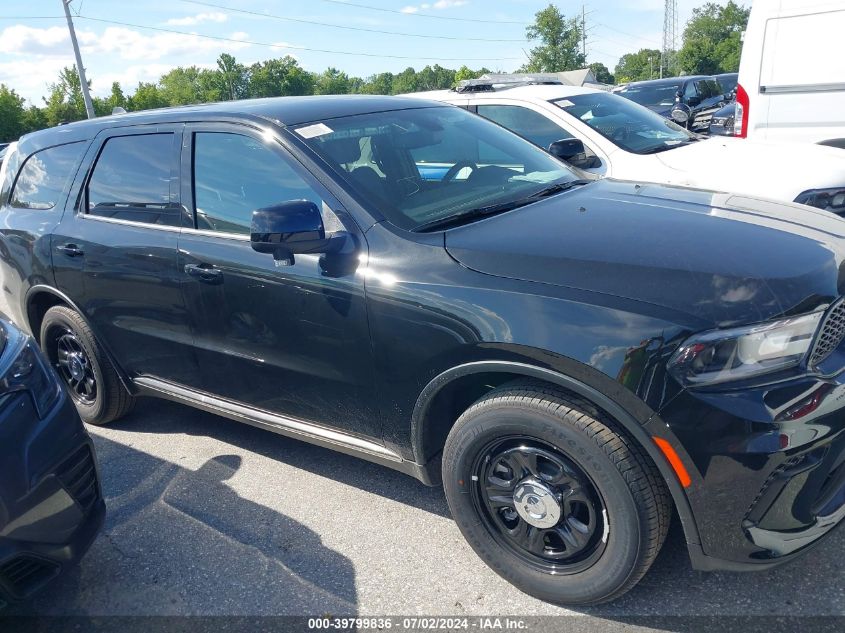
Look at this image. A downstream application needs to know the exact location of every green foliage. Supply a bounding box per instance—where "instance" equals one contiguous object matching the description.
[249,56,314,97]
[314,67,352,95]
[43,66,88,127]
[614,48,662,83]
[588,62,614,85]
[677,1,750,75]
[127,82,168,111]
[521,4,585,73]
[0,84,26,142]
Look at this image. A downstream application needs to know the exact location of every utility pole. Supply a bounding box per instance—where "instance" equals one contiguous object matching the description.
[582,5,587,60]
[661,0,678,79]
[61,0,95,119]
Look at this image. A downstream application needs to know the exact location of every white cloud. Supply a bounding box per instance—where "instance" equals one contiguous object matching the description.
[401,1,468,14]
[165,12,228,26]
[80,26,251,61]
[0,25,70,56]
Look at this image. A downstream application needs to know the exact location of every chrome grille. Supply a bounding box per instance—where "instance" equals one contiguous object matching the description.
[810,300,845,367]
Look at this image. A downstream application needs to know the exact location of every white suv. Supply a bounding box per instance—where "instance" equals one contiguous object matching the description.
[414,82,845,215]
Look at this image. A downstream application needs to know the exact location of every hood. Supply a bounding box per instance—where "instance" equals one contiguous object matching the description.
[654,137,845,199]
[445,179,845,326]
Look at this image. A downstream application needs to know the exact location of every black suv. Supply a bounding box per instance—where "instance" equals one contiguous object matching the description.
[2,96,845,606]
[618,75,727,132]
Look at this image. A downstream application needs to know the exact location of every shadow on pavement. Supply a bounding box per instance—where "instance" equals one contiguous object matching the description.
[105,397,451,519]
[4,436,358,616]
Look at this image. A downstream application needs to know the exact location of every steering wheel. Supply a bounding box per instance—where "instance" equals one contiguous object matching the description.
[443,160,478,182]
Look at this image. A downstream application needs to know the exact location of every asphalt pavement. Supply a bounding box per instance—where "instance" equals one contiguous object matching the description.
[4,396,845,629]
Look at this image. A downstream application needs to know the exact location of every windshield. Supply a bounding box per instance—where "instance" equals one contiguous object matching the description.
[552,92,696,154]
[297,106,579,231]
[617,83,681,108]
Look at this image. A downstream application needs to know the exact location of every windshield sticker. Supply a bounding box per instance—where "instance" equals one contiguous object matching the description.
[296,123,334,139]
[556,99,574,107]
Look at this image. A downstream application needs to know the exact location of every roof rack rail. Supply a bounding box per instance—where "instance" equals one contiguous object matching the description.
[455,74,564,93]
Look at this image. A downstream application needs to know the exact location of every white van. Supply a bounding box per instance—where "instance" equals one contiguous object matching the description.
[736,0,845,146]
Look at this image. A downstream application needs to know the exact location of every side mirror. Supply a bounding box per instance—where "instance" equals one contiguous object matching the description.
[548,138,586,163]
[250,200,343,266]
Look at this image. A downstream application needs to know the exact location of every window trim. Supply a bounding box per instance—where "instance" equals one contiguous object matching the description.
[75,125,185,230]
[8,141,87,212]
[182,121,346,240]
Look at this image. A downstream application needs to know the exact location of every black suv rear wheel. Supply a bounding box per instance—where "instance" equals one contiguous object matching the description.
[40,305,135,425]
[442,382,670,605]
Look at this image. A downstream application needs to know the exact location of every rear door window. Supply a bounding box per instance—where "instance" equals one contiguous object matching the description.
[86,133,179,226]
[10,142,86,210]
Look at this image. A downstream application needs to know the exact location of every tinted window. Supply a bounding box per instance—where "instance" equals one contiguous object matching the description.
[193,132,324,235]
[87,134,177,225]
[619,83,681,107]
[683,81,699,100]
[553,92,694,154]
[11,142,85,210]
[299,106,578,231]
[477,105,574,151]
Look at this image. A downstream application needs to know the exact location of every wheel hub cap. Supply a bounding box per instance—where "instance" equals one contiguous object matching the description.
[513,478,561,528]
[68,353,85,380]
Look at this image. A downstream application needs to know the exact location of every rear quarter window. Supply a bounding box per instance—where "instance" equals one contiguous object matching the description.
[9,142,86,211]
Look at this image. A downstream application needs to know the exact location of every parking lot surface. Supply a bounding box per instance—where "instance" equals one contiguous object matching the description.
[4,397,845,627]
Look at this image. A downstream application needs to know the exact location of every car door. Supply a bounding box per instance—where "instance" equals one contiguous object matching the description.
[52,124,201,385]
[176,122,378,437]
[472,101,608,175]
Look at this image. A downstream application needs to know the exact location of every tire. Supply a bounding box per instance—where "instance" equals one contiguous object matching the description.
[442,381,670,606]
[40,305,135,425]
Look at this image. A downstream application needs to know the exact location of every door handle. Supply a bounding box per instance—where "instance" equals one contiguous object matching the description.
[184,263,223,282]
[56,243,84,257]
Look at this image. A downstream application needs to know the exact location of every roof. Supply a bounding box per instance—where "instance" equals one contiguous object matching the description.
[410,83,603,103]
[622,76,709,88]
[17,95,447,152]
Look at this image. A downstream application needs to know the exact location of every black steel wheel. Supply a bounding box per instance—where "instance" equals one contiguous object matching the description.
[473,438,606,574]
[443,381,671,606]
[52,328,97,405]
[40,305,135,425]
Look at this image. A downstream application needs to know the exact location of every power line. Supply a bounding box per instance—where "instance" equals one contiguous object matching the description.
[178,0,527,43]
[597,23,661,47]
[73,14,522,62]
[308,0,527,25]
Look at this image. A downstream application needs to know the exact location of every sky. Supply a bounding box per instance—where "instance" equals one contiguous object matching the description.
[0,0,707,104]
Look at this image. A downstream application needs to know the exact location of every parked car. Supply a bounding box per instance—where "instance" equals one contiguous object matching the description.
[736,0,845,145]
[615,75,726,132]
[715,73,738,99]
[4,96,845,605]
[416,81,845,215]
[0,317,104,606]
[709,102,737,137]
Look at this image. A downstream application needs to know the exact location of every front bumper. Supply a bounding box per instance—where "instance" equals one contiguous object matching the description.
[0,373,104,604]
[653,366,845,571]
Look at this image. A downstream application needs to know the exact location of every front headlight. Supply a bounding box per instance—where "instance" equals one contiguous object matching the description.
[1,339,61,418]
[794,188,845,214]
[668,312,824,386]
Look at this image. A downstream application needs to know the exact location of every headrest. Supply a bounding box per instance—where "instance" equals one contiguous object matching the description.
[320,137,361,164]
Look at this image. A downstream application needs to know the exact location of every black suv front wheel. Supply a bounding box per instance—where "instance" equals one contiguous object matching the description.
[442,382,670,605]
[40,305,135,425]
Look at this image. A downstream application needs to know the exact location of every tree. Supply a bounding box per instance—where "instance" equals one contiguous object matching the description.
[127,82,168,111]
[0,84,26,142]
[391,67,419,94]
[588,62,614,84]
[361,72,394,95]
[677,1,750,75]
[248,57,314,97]
[314,68,351,95]
[216,53,248,101]
[614,48,662,83]
[521,4,585,73]
[43,66,88,127]
[453,65,491,87]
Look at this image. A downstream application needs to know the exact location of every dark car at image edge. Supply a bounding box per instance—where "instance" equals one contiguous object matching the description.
[0,317,104,607]
[3,95,845,606]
